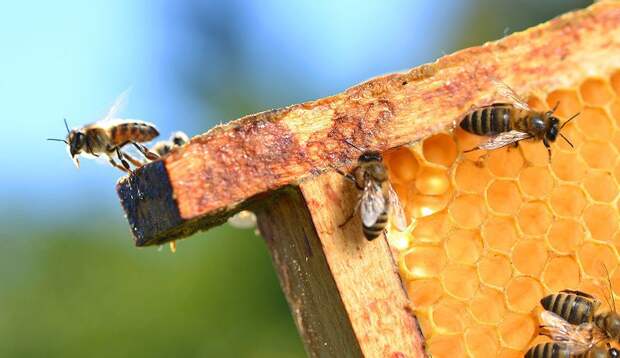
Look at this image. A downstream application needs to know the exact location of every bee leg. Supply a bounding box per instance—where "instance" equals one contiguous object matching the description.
[107,155,130,173]
[543,138,552,162]
[120,150,145,167]
[115,148,132,171]
[132,142,160,161]
[339,197,361,228]
[330,165,356,183]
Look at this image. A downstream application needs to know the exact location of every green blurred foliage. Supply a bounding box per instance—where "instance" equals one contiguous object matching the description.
[0,226,303,357]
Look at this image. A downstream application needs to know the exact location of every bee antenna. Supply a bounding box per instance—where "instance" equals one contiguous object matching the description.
[343,139,366,152]
[559,133,574,148]
[550,101,560,114]
[47,138,68,144]
[560,112,580,130]
[63,118,70,134]
[601,263,617,313]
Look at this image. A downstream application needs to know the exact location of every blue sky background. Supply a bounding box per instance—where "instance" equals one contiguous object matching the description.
[0,0,473,223]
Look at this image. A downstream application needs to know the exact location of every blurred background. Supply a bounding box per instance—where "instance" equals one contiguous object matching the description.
[0,0,589,356]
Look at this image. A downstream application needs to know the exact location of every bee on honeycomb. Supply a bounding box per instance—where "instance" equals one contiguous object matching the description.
[383,70,620,357]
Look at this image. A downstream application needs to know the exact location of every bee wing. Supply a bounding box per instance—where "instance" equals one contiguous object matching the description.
[476,130,532,150]
[492,79,531,111]
[100,87,132,122]
[361,181,386,228]
[388,184,407,231]
[539,311,597,351]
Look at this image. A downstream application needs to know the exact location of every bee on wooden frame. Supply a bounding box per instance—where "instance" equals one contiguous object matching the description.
[459,80,579,162]
[332,140,407,241]
[47,90,160,172]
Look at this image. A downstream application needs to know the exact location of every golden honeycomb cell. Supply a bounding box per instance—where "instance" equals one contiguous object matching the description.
[511,240,548,276]
[546,89,582,118]
[577,241,618,278]
[407,192,452,219]
[518,167,553,199]
[387,147,419,183]
[449,194,486,229]
[411,210,451,243]
[497,313,536,351]
[504,276,544,313]
[580,141,617,170]
[549,184,586,217]
[583,204,619,241]
[427,334,466,358]
[577,107,614,141]
[407,279,443,308]
[401,245,446,279]
[464,326,500,358]
[517,141,548,167]
[430,298,469,334]
[517,202,552,236]
[583,171,618,202]
[454,160,492,194]
[547,218,584,254]
[487,148,524,178]
[481,216,519,253]
[423,133,458,167]
[444,229,483,265]
[389,67,620,357]
[477,253,513,288]
[541,256,581,292]
[580,78,614,107]
[468,286,506,325]
[550,150,588,181]
[486,180,522,215]
[416,166,450,195]
[441,264,479,300]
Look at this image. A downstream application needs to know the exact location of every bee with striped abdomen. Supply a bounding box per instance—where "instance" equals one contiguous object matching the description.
[541,289,620,343]
[459,80,579,162]
[525,310,619,357]
[333,140,407,241]
[47,90,160,172]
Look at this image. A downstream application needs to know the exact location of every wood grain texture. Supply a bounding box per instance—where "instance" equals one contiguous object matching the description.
[257,173,425,358]
[117,2,620,246]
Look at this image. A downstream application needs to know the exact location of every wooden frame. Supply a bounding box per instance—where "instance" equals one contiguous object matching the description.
[116,3,620,357]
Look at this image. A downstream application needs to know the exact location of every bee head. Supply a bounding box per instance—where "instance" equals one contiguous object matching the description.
[546,116,560,141]
[358,150,382,163]
[170,131,189,147]
[67,130,86,168]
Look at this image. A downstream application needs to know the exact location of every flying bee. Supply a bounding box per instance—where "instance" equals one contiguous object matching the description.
[47,90,160,172]
[525,310,619,358]
[332,140,407,241]
[151,131,190,156]
[459,80,579,162]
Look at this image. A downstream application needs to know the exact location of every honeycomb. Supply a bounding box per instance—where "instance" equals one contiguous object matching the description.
[385,70,620,358]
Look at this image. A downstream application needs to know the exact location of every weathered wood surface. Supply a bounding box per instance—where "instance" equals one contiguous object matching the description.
[117,2,620,246]
[257,173,425,358]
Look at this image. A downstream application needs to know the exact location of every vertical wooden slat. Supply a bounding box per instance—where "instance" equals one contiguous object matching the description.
[257,173,426,358]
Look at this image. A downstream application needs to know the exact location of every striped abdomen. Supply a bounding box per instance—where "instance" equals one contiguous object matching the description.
[459,104,516,136]
[541,292,595,325]
[525,343,609,358]
[525,343,573,358]
[362,207,388,241]
[109,121,159,146]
